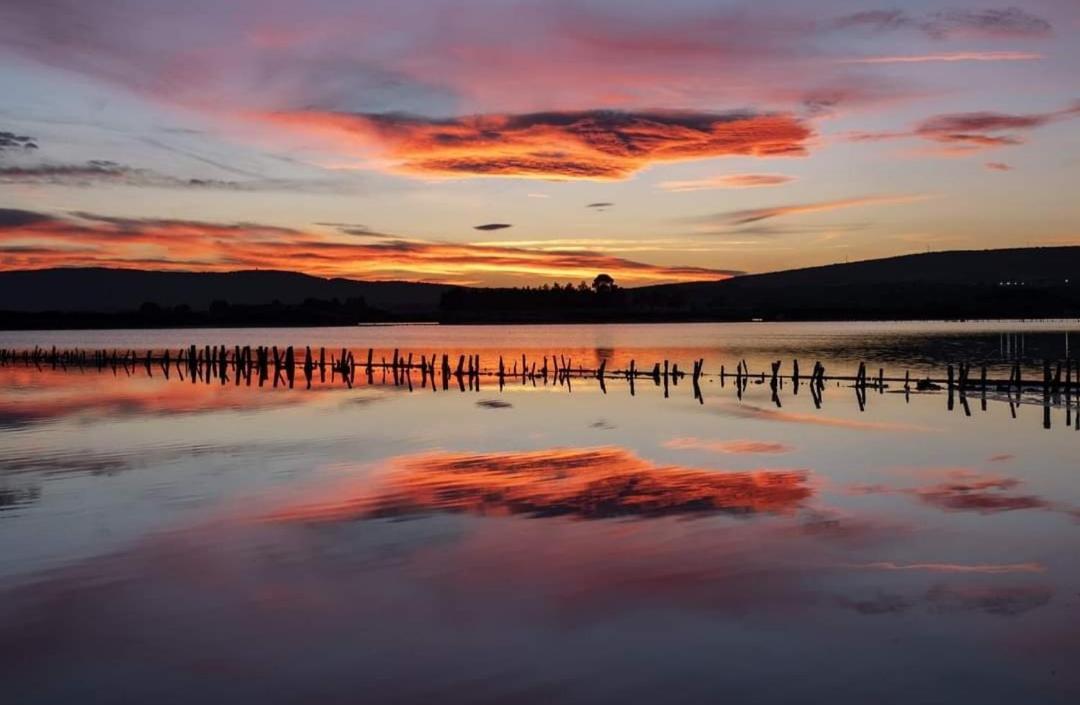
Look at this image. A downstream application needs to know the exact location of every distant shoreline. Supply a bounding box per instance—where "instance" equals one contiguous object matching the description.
[6,248,1080,329]
[3,315,1080,333]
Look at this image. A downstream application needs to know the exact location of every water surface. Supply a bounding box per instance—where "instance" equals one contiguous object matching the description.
[1,322,1079,704]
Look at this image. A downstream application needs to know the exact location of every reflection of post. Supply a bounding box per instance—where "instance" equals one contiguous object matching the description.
[980,366,987,411]
[1043,359,1052,430]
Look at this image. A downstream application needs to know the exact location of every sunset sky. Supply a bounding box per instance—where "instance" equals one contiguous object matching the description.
[1,0,1078,286]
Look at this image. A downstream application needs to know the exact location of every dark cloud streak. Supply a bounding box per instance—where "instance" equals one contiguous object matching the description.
[833,7,1052,39]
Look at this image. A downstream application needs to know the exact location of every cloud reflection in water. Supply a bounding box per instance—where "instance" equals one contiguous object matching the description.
[264,447,814,523]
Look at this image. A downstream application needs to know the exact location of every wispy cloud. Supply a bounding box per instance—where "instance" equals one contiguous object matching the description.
[664,437,793,454]
[847,101,1080,153]
[658,173,794,192]
[0,0,924,120]
[0,209,735,285]
[262,109,813,180]
[841,561,1045,574]
[694,194,928,226]
[836,51,1042,65]
[847,468,1080,519]
[833,8,1053,39]
[0,158,345,192]
[723,404,936,432]
[0,130,38,152]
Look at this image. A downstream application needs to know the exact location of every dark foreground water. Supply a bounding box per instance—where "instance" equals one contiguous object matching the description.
[1,322,1079,704]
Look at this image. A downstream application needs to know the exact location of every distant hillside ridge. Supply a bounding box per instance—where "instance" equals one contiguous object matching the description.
[3,247,1080,325]
[0,268,454,314]
[659,246,1080,290]
[636,246,1080,321]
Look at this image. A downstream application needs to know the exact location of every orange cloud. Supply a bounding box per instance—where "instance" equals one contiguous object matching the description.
[0,209,733,286]
[264,447,814,523]
[262,109,813,180]
[658,173,795,192]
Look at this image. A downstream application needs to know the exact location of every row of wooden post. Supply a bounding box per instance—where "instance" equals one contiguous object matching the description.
[4,346,1080,396]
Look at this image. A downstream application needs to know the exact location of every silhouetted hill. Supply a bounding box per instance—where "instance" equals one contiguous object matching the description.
[0,268,452,315]
[641,247,1080,320]
[3,248,1080,328]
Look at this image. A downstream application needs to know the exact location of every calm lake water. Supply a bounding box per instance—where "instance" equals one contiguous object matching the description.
[2,321,1080,704]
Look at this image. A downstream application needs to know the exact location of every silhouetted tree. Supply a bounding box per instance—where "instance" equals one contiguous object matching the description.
[592,273,615,292]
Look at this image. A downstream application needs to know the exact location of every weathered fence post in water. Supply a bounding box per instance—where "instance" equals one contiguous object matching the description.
[770,361,782,408]
[285,346,296,388]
